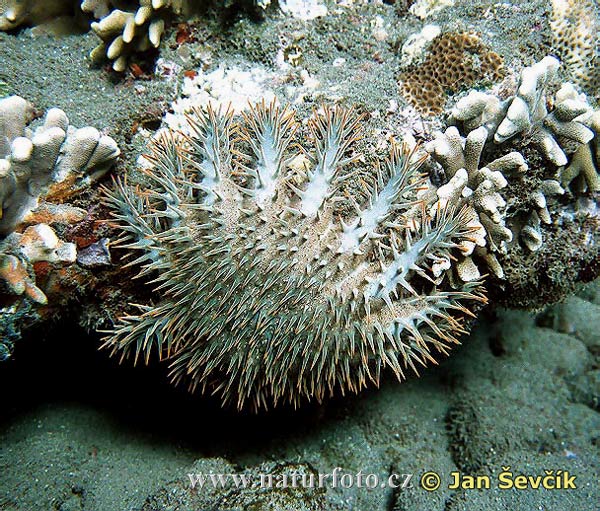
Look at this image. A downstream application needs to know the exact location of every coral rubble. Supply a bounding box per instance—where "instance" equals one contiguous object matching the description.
[279,0,327,21]
[408,0,455,20]
[103,101,487,410]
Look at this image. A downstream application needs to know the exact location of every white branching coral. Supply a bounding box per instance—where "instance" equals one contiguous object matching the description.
[0,95,119,235]
[560,110,600,193]
[81,0,112,18]
[437,55,600,260]
[0,0,185,60]
[0,95,119,303]
[85,0,187,72]
[519,179,565,252]
[425,125,527,279]
[103,101,486,410]
[0,95,34,156]
[449,57,596,167]
[494,57,561,143]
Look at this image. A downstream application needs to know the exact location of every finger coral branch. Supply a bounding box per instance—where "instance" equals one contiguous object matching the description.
[425,125,516,274]
[86,0,187,72]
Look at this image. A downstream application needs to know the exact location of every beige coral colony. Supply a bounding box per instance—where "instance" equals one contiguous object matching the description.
[83,0,188,71]
[0,0,599,409]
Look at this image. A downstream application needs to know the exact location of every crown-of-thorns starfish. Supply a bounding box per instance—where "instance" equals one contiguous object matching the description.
[103,101,487,410]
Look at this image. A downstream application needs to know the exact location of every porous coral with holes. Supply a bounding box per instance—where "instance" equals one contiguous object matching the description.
[399,31,505,116]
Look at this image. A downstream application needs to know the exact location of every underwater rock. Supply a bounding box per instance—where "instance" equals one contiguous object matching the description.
[0,253,46,303]
[76,238,111,268]
[18,224,77,264]
[142,458,327,510]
